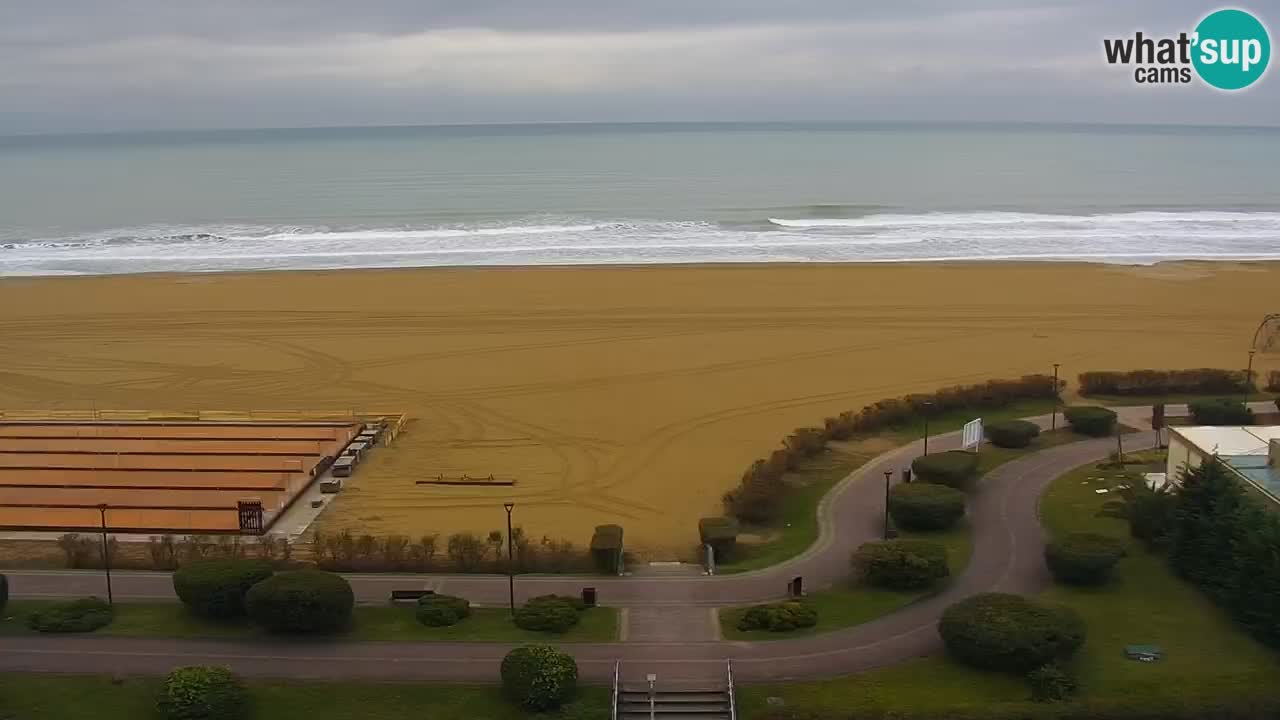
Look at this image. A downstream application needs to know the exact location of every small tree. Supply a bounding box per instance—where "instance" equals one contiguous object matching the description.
[736,600,818,632]
[852,539,949,590]
[911,451,979,489]
[500,645,578,711]
[173,559,274,619]
[245,570,353,634]
[589,525,624,574]
[1045,533,1126,585]
[514,595,582,633]
[1063,406,1117,437]
[447,533,488,571]
[985,420,1041,449]
[415,594,471,627]
[887,483,966,531]
[1188,398,1254,425]
[938,593,1085,673]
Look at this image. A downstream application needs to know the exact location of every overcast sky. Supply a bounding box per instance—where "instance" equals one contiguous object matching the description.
[0,1,1275,134]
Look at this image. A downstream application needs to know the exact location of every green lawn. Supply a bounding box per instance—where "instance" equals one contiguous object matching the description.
[0,601,617,643]
[0,674,608,720]
[720,522,971,641]
[739,452,1280,717]
[716,398,1059,575]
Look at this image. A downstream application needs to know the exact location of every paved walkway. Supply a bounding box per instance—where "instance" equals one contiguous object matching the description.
[2,413,1139,684]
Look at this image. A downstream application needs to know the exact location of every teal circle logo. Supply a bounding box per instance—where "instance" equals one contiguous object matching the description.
[1192,9,1271,90]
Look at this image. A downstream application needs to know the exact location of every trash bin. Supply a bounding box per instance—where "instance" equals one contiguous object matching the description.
[789,576,803,598]
[902,467,912,483]
[581,587,597,607]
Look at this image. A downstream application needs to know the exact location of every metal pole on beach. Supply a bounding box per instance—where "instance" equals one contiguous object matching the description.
[504,502,515,615]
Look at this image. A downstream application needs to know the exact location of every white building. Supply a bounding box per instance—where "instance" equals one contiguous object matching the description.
[1166,425,1280,502]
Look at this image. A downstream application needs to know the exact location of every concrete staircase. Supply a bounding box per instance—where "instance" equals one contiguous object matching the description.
[612,662,736,720]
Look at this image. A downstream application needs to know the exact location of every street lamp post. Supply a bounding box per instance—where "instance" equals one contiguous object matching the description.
[1051,363,1061,431]
[882,469,893,540]
[97,504,113,605]
[922,399,934,456]
[503,502,515,615]
[1246,349,1256,405]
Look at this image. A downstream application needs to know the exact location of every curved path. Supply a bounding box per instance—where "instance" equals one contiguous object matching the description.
[2,416,1135,684]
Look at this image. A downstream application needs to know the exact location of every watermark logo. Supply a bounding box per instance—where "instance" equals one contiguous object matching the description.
[1103,8,1270,90]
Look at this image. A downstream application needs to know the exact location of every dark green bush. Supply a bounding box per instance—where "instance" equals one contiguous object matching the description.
[1063,406,1117,437]
[938,593,1085,673]
[852,539,949,590]
[1045,532,1126,585]
[1027,663,1078,703]
[911,450,979,489]
[27,596,114,633]
[157,665,249,720]
[698,516,740,562]
[588,524,623,574]
[513,595,581,633]
[244,570,353,634]
[887,483,966,531]
[1188,398,1254,425]
[415,594,470,627]
[736,600,818,632]
[172,559,274,619]
[500,644,578,711]
[985,419,1041,449]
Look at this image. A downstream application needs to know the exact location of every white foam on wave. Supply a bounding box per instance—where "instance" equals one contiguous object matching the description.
[4,210,1280,275]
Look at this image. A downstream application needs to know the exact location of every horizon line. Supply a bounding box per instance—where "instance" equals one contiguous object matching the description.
[5,118,1280,141]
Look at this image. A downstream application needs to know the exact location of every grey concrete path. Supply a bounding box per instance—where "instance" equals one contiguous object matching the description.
[1,419,1135,684]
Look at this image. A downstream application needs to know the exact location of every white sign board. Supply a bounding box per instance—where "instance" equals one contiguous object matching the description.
[961,418,983,450]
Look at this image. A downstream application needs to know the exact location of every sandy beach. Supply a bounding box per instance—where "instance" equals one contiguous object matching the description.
[0,261,1275,556]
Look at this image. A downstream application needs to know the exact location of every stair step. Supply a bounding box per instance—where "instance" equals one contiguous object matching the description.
[620,691,728,703]
[619,696,732,707]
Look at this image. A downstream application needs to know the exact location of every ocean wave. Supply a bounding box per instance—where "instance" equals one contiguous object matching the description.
[4,211,1280,275]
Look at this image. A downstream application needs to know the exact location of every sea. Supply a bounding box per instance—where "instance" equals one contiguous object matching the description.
[1,121,1279,276]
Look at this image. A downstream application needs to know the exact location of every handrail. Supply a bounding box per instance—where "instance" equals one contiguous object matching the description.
[611,660,620,720]
[726,659,737,720]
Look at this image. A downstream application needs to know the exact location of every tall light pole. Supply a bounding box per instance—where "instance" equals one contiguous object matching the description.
[882,470,893,540]
[1246,349,1256,406]
[503,502,515,616]
[921,399,935,456]
[1051,363,1061,431]
[97,504,113,605]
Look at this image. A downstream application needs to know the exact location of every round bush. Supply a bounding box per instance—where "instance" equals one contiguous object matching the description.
[888,483,966,531]
[1027,663,1078,703]
[173,559,274,619]
[157,665,249,720]
[911,450,979,489]
[244,569,353,634]
[415,594,471,627]
[1045,532,1125,586]
[938,593,1086,673]
[1188,398,1254,426]
[1063,406,1117,437]
[736,600,818,632]
[27,596,114,633]
[985,420,1041,449]
[852,539,949,590]
[500,644,579,711]
[513,596,581,634]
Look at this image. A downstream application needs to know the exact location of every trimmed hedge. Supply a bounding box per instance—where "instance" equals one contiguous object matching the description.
[27,596,114,633]
[513,595,582,634]
[1063,406,1116,437]
[0,573,7,614]
[852,539,949,591]
[1078,368,1251,396]
[588,524,623,574]
[985,419,1041,449]
[887,483,966,531]
[172,559,274,619]
[415,594,471,627]
[1188,398,1254,426]
[698,516,740,563]
[911,450,979,489]
[1045,532,1125,586]
[500,644,578,711]
[736,600,818,632]
[157,665,249,720]
[244,570,353,634]
[938,593,1085,673]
